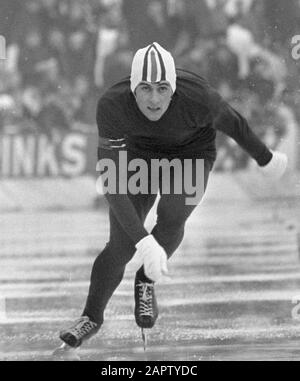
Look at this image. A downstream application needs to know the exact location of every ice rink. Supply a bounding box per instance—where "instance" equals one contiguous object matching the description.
[0,193,300,361]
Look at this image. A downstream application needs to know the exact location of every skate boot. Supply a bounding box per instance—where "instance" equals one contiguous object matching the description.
[59,316,98,348]
[134,275,158,350]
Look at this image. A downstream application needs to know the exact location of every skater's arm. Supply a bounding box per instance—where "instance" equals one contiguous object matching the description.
[96,99,149,244]
[197,80,272,166]
[97,146,149,244]
[212,100,272,166]
[203,84,287,177]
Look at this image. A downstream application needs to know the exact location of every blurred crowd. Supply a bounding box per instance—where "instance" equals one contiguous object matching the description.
[0,0,300,170]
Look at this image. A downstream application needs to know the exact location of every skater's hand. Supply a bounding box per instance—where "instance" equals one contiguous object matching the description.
[133,235,168,282]
[259,150,288,180]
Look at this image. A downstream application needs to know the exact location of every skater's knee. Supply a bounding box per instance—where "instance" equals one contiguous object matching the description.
[109,235,135,251]
[103,240,136,266]
[156,211,186,231]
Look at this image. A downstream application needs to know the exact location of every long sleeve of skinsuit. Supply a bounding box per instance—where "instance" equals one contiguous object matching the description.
[97,145,149,245]
[96,100,149,246]
[205,85,273,166]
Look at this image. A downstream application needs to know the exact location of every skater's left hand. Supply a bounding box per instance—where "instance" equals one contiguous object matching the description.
[259,150,288,180]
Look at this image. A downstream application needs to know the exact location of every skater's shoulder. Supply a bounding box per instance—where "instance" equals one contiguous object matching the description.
[176,68,222,111]
[176,68,209,87]
[97,76,132,116]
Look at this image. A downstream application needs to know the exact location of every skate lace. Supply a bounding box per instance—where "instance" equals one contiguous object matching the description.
[137,281,154,317]
[70,317,97,339]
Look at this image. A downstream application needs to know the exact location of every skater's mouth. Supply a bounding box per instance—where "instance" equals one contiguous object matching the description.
[147,107,161,112]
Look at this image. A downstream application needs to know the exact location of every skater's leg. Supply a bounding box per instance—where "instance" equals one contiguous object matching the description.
[134,159,211,336]
[83,192,157,326]
[82,210,136,326]
[135,159,211,280]
[58,192,157,349]
[151,159,211,257]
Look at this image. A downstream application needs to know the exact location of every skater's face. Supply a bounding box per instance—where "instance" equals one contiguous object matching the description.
[134,81,173,121]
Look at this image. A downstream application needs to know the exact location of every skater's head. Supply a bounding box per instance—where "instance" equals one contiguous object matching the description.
[130,42,176,121]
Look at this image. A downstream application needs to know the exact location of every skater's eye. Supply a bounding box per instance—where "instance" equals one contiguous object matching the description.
[140,85,151,92]
[158,86,168,93]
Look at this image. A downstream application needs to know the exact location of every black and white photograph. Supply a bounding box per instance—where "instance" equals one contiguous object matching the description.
[0,0,300,364]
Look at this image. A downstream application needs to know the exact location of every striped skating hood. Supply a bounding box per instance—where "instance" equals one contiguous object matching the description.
[130,42,176,93]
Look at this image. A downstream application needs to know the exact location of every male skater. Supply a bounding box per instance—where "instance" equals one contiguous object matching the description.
[55,42,287,356]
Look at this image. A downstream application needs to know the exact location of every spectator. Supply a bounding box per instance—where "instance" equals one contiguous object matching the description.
[94,4,124,88]
[18,27,50,86]
[102,31,132,89]
[0,0,297,171]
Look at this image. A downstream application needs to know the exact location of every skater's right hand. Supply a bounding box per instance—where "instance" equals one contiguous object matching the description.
[133,235,168,282]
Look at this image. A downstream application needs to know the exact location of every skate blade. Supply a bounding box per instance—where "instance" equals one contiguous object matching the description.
[52,343,80,361]
[141,328,147,352]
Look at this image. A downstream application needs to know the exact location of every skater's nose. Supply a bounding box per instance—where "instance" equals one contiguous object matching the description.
[149,89,160,105]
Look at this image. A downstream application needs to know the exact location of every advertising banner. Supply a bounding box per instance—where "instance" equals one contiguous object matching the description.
[0,131,98,178]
